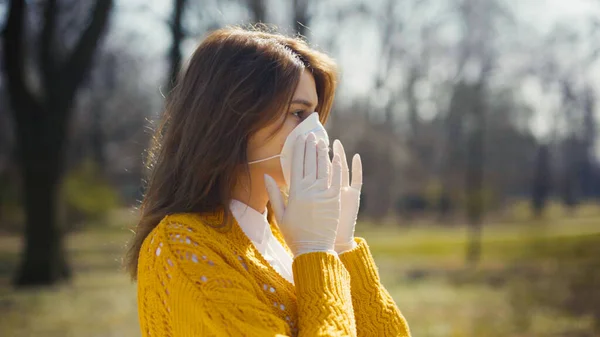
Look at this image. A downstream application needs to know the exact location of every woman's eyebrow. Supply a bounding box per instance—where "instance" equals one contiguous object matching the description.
[290,99,315,107]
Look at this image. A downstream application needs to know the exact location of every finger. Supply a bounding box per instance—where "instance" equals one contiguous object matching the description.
[316,139,330,185]
[351,153,363,191]
[330,153,342,193]
[264,174,285,224]
[303,133,318,182]
[333,139,349,187]
[291,134,307,190]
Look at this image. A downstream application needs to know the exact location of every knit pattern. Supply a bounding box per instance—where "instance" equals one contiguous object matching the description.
[339,238,411,336]
[136,211,410,336]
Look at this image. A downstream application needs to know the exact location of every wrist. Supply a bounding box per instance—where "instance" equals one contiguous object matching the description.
[289,240,337,258]
[335,240,357,254]
[294,248,337,258]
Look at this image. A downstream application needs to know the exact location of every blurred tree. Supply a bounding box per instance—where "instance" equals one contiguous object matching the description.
[72,43,155,205]
[166,0,187,94]
[580,85,598,199]
[248,0,266,23]
[534,23,600,209]
[2,0,113,286]
[0,67,15,223]
[558,79,588,211]
[354,0,404,221]
[0,50,22,231]
[561,136,582,211]
[85,52,117,173]
[483,89,537,206]
[293,0,310,37]
[465,79,488,266]
[451,0,506,266]
[355,126,398,222]
[531,144,551,217]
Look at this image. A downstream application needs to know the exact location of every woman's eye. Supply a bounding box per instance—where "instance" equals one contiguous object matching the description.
[291,110,304,119]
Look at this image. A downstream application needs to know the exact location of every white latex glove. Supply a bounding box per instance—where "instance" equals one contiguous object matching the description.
[332,140,362,253]
[264,133,343,257]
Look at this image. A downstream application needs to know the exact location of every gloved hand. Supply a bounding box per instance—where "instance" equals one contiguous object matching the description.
[332,140,362,253]
[264,133,343,257]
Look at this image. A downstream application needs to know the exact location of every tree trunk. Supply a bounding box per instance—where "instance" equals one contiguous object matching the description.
[465,83,485,267]
[90,104,106,171]
[465,131,484,266]
[166,0,186,93]
[14,103,71,285]
[248,0,266,23]
[439,83,466,223]
[531,144,551,218]
[16,147,70,285]
[3,0,113,286]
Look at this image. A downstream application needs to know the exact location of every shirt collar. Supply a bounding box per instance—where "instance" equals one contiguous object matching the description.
[230,199,270,245]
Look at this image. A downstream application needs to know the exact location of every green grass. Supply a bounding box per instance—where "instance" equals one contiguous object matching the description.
[359,211,600,337]
[0,205,599,337]
[0,228,139,337]
[0,271,138,337]
[358,215,600,259]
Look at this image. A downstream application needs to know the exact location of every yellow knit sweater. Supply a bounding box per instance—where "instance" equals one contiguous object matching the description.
[137,210,410,336]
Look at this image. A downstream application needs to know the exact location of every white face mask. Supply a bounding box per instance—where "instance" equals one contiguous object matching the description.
[248,112,329,186]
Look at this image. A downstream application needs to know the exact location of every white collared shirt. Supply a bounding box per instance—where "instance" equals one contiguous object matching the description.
[230,199,295,285]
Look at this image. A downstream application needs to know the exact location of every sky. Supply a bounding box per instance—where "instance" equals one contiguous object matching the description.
[112,0,600,82]
[1,0,599,145]
[509,0,600,142]
[305,0,600,146]
[106,0,600,157]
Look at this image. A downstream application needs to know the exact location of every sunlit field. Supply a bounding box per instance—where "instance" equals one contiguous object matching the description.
[1,203,599,337]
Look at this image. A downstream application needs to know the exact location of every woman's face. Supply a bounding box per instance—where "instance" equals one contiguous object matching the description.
[247,70,319,186]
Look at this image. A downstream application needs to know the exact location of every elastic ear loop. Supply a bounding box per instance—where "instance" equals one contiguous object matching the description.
[248,154,281,165]
[249,145,331,164]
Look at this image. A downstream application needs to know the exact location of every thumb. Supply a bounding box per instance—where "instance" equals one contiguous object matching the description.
[264,174,285,224]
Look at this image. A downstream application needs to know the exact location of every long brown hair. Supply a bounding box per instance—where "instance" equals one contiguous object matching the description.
[125,26,338,279]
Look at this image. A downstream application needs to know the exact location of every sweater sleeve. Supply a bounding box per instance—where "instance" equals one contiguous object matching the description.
[293,252,356,336]
[137,221,356,337]
[338,237,411,337]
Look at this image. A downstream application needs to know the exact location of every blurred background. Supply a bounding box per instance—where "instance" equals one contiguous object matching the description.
[1,0,600,336]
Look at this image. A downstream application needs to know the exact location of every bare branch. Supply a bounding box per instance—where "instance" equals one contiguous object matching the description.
[293,0,310,37]
[166,0,186,92]
[60,0,113,102]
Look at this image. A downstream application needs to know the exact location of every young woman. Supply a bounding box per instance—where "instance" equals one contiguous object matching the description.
[126,26,410,337]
